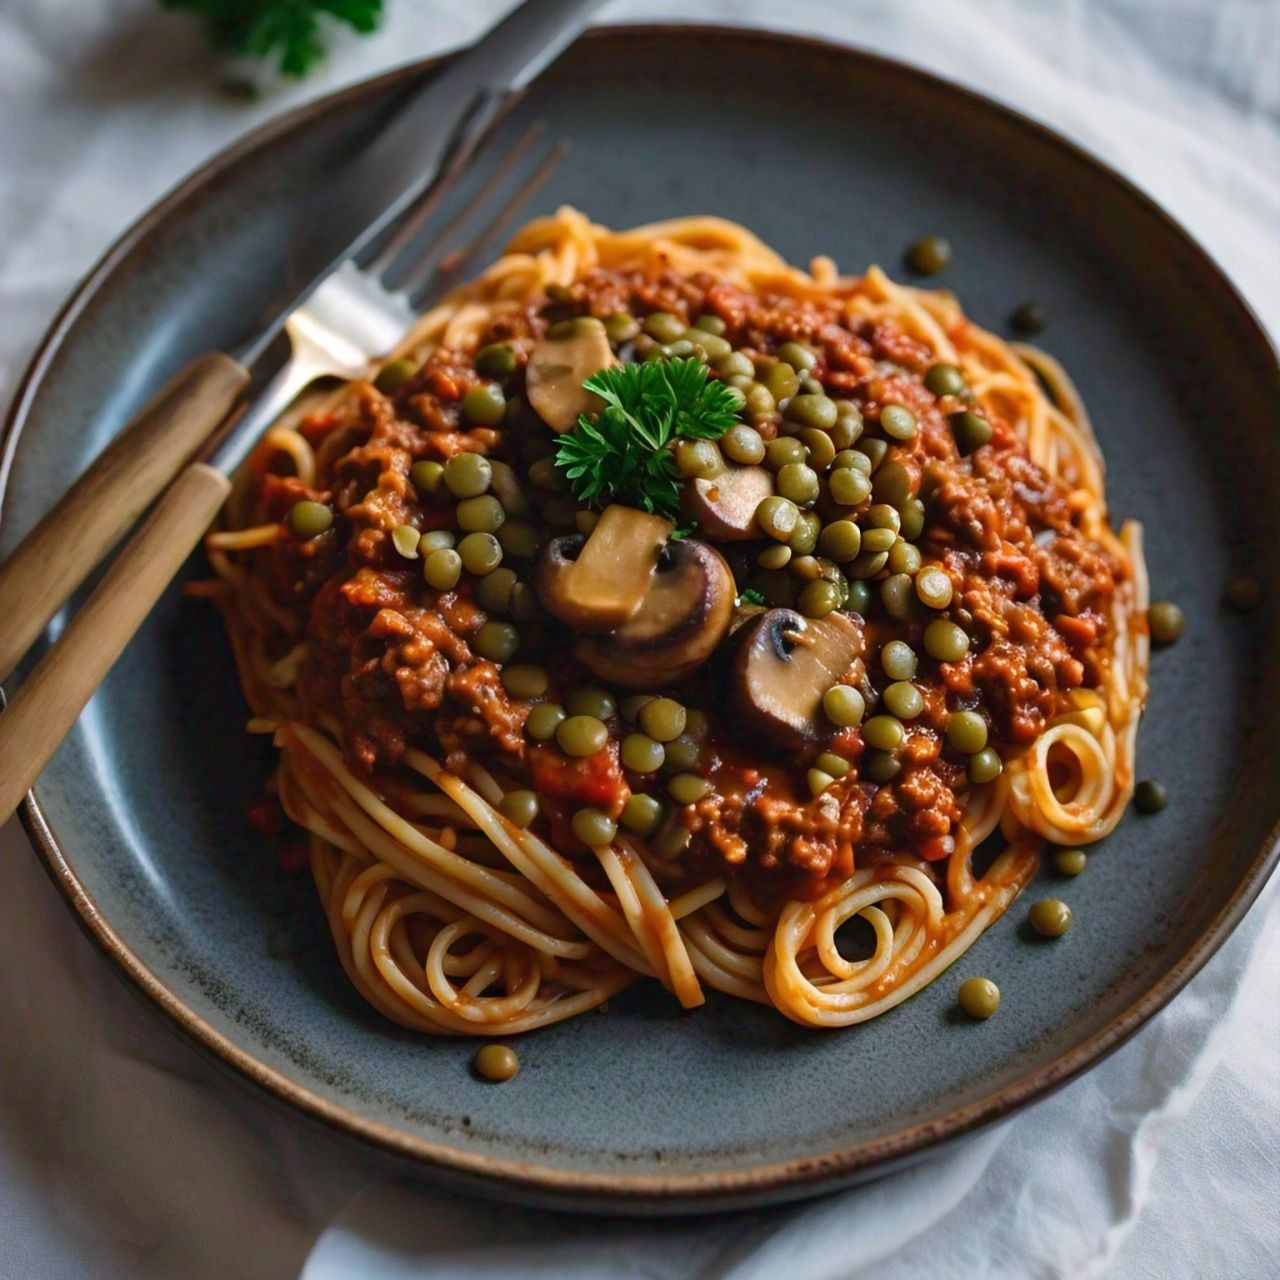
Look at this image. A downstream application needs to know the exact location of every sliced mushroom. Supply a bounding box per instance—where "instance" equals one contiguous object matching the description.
[728,608,862,751]
[525,317,614,432]
[535,505,672,633]
[681,465,775,540]
[575,540,735,689]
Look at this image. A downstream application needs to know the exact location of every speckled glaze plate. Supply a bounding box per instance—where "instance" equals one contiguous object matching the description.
[3,29,1278,1212]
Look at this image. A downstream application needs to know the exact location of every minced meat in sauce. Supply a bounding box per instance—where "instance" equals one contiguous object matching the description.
[248,265,1122,903]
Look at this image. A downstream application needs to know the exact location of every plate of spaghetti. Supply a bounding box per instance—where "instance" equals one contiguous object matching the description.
[4,29,1277,1209]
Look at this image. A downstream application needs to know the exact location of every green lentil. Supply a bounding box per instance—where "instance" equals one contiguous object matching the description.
[924,618,971,662]
[872,460,912,506]
[391,524,420,558]
[924,363,967,397]
[603,312,640,342]
[881,640,918,681]
[958,977,1000,1019]
[815,752,852,778]
[557,715,608,757]
[861,526,897,555]
[798,427,836,469]
[883,681,924,720]
[565,687,616,720]
[766,437,808,470]
[863,750,901,782]
[887,539,923,576]
[757,543,793,570]
[916,566,954,609]
[898,498,926,541]
[789,511,821,555]
[621,733,665,773]
[951,410,993,455]
[525,702,566,741]
[288,500,332,539]
[905,235,951,275]
[473,1043,519,1082]
[475,343,517,378]
[419,529,456,553]
[1028,898,1072,938]
[823,685,866,727]
[1148,601,1185,646]
[410,459,444,495]
[456,494,505,533]
[844,579,873,614]
[476,567,517,613]
[620,793,664,836]
[848,549,889,579]
[374,356,417,393]
[1052,849,1088,877]
[643,311,686,343]
[572,807,618,847]
[798,578,841,618]
[807,768,835,797]
[669,773,711,804]
[474,620,519,662]
[858,438,889,471]
[881,572,916,620]
[828,466,872,507]
[638,697,686,743]
[458,532,503,575]
[497,519,540,559]
[1134,780,1167,813]
[722,424,766,465]
[863,715,905,751]
[818,520,862,562]
[500,664,548,699]
[756,496,801,541]
[880,404,918,441]
[498,790,539,828]
[423,547,462,590]
[663,735,701,772]
[1010,301,1047,335]
[968,747,1004,784]
[946,710,988,754]
[443,453,492,498]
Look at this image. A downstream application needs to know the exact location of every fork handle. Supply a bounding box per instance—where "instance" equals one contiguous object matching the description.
[0,461,232,819]
[0,352,247,683]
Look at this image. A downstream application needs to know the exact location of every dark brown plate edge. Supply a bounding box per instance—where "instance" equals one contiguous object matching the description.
[2,26,1278,1212]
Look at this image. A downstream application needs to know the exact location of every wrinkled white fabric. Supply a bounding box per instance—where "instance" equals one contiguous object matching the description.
[1,3,1277,1278]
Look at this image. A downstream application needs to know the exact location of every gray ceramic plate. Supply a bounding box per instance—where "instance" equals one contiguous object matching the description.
[3,28,1278,1212]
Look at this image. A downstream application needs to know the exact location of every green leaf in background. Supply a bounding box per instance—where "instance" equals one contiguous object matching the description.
[163,0,384,79]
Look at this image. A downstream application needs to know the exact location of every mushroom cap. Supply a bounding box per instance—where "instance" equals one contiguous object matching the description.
[680,466,775,540]
[525,317,614,432]
[574,540,736,690]
[534,506,672,633]
[728,608,863,751]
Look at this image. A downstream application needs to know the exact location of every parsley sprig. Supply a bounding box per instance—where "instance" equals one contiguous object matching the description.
[554,358,743,521]
[163,0,383,79]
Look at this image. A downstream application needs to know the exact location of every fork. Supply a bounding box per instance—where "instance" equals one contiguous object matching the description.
[0,124,567,816]
[0,121,564,685]
[232,121,565,472]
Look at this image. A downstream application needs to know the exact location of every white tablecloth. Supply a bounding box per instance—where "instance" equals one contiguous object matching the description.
[2,3,1278,1277]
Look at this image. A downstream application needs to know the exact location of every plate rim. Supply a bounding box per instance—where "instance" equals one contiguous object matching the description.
[3,25,1278,1210]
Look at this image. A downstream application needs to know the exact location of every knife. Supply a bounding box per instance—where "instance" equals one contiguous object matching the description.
[0,0,605,816]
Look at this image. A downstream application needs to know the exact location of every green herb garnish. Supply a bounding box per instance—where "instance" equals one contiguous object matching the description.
[554,358,742,521]
[738,588,767,606]
[163,0,383,79]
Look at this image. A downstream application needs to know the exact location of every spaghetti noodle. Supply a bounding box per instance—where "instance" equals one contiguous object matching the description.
[201,209,1148,1033]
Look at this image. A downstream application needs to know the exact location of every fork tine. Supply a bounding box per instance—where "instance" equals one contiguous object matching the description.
[362,91,530,279]
[381,120,548,285]
[403,139,570,309]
